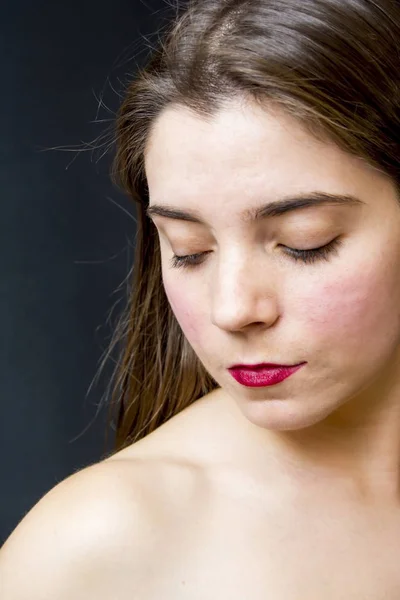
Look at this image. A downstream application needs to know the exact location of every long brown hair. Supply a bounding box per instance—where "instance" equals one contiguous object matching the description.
[101,0,400,454]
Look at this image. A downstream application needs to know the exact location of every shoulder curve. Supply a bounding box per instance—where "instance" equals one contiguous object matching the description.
[0,459,161,600]
[2,458,158,550]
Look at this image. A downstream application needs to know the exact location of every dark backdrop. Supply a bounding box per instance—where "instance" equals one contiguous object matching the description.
[1,0,171,546]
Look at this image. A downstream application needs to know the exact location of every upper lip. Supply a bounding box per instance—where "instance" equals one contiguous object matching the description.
[229,362,304,370]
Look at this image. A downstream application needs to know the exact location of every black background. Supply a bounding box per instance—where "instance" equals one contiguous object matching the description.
[1,0,173,546]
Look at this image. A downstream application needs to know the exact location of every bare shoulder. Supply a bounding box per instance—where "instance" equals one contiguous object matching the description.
[0,390,225,599]
[0,458,183,600]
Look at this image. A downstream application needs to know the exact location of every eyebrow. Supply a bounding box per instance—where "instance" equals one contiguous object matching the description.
[146,191,364,225]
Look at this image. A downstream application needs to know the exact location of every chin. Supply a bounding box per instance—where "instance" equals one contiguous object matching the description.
[239,397,338,432]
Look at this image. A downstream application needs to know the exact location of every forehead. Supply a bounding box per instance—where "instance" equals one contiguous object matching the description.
[143,100,389,218]
[144,100,324,177]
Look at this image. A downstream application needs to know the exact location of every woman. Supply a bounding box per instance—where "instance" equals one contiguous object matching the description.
[2,0,400,597]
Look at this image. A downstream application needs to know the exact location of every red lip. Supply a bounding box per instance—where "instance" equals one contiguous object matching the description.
[229,362,298,369]
[228,363,305,388]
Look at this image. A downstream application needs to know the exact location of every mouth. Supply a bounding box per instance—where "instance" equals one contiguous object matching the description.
[227,362,306,388]
[228,362,305,370]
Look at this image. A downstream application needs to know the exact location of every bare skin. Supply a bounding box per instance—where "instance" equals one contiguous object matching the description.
[103,387,400,599]
[2,386,400,599]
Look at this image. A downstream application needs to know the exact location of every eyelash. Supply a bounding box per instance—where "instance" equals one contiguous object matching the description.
[169,238,342,270]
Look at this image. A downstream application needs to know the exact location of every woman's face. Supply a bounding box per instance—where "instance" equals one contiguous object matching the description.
[144,100,400,431]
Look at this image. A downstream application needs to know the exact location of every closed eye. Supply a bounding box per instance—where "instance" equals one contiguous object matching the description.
[169,238,342,270]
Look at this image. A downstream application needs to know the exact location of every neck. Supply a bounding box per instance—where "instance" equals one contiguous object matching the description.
[217,372,400,504]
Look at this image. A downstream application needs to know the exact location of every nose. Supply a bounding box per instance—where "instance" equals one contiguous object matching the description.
[210,253,280,332]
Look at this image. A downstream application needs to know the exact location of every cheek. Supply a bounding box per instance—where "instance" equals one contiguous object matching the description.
[164,281,205,346]
[296,259,400,355]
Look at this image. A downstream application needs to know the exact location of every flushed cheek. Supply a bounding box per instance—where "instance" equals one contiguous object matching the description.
[296,263,400,361]
[164,282,207,348]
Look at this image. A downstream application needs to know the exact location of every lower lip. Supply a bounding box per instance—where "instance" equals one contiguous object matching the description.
[228,364,305,387]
